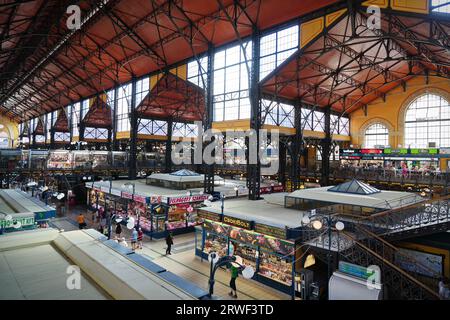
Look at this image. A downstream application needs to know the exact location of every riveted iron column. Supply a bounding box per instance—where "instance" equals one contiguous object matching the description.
[321,106,332,186]
[290,103,302,190]
[278,139,286,188]
[165,118,173,173]
[204,44,215,194]
[247,28,261,200]
[112,86,119,151]
[129,76,138,180]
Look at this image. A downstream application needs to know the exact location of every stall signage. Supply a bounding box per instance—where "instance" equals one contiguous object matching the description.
[440,148,450,155]
[198,210,222,222]
[0,216,35,229]
[150,196,162,204]
[338,261,379,282]
[134,195,147,204]
[260,187,271,194]
[121,191,133,199]
[222,215,252,230]
[361,149,382,154]
[254,223,287,239]
[100,186,111,193]
[169,194,209,205]
[273,185,284,192]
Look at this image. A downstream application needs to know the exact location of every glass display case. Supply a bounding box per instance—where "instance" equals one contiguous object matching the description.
[20,150,30,169]
[167,204,188,230]
[112,151,128,168]
[152,214,166,233]
[29,150,49,170]
[47,150,72,169]
[230,240,258,272]
[0,149,22,170]
[204,232,228,257]
[258,251,293,286]
[72,151,92,170]
[91,151,110,169]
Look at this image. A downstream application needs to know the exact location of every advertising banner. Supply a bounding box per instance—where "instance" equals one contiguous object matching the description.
[168,194,209,205]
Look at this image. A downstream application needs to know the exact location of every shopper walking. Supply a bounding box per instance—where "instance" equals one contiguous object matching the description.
[115,222,122,239]
[131,227,138,251]
[137,227,144,249]
[165,232,173,255]
[77,213,87,229]
[228,257,242,299]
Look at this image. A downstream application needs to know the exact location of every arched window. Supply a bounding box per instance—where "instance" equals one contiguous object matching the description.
[364,123,389,148]
[404,93,450,148]
[0,131,10,149]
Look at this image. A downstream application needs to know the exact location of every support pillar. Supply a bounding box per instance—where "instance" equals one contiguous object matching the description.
[112,87,119,151]
[247,28,261,200]
[204,45,215,194]
[165,119,173,173]
[128,77,138,180]
[290,104,302,191]
[321,107,332,186]
[278,139,287,187]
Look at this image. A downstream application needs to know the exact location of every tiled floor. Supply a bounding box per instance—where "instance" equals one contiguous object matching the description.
[59,207,291,300]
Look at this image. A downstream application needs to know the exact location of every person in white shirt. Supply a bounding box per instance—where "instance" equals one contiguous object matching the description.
[439,278,450,300]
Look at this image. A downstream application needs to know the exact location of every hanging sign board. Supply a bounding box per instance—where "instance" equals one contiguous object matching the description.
[222,215,252,230]
[197,209,222,222]
[168,194,209,205]
[254,223,287,239]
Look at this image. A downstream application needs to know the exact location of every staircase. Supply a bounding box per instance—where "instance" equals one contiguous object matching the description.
[300,196,450,300]
[356,195,450,241]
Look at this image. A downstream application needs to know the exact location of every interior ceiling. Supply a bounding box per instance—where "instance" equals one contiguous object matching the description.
[0,0,449,122]
[261,10,450,114]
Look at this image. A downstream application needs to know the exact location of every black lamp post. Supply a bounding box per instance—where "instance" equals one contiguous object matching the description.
[301,212,345,299]
[207,252,254,298]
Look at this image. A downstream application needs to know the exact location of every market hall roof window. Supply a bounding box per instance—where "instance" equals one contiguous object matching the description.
[327,179,381,195]
[169,169,201,177]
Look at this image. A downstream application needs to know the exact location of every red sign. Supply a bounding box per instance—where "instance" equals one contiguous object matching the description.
[260,187,271,194]
[150,196,161,204]
[273,185,284,192]
[121,191,132,199]
[169,194,209,205]
[134,195,147,204]
[361,149,382,154]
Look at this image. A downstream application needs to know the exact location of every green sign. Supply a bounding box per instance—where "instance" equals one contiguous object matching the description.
[429,148,438,155]
[400,148,408,154]
[411,148,419,154]
[338,261,377,281]
[0,217,35,229]
[383,148,392,154]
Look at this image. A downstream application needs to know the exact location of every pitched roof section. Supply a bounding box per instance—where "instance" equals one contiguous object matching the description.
[136,72,205,122]
[82,96,113,128]
[169,169,200,176]
[33,118,45,135]
[328,179,380,195]
[52,109,69,133]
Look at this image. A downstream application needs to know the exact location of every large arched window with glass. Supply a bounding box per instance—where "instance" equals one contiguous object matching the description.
[404,93,450,148]
[364,123,389,148]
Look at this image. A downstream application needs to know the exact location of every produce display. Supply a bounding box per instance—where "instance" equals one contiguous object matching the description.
[47,151,72,169]
[231,241,257,271]
[204,233,228,257]
[258,252,292,286]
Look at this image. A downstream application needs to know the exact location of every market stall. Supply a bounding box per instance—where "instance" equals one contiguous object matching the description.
[195,208,297,295]
[86,180,210,238]
[47,150,72,169]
